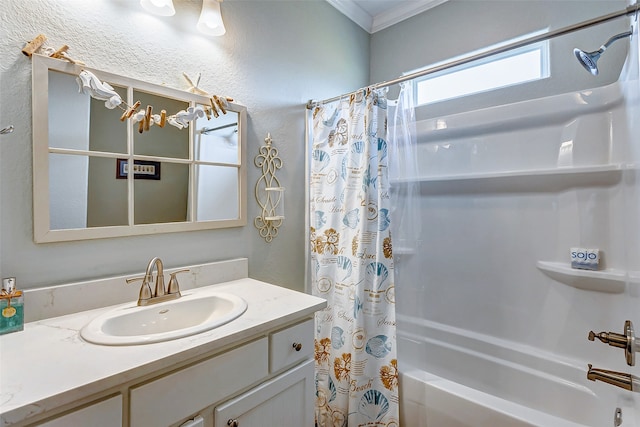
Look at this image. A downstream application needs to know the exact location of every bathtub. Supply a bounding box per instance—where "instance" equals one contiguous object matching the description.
[397,315,640,427]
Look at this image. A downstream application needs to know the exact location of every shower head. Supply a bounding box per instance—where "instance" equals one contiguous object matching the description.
[574,29,633,76]
[573,48,602,75]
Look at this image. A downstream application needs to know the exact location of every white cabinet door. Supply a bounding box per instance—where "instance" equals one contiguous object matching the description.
[214,359,314,427]
[38,395,122,427]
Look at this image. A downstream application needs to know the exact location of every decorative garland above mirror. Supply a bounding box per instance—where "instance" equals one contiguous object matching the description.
[22,33,234,134]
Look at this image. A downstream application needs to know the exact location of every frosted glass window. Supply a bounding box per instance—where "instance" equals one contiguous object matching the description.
[415,36,549,106]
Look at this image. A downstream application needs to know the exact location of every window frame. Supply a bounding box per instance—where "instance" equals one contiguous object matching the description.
[412,31,551,106]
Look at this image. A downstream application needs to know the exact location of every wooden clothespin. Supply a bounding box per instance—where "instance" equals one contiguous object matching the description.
[159,110,167,128]
[22,34,47,57]
[214,95,227,115]
[50,45,69,60]
[209,98,220,118]
[120,101,141,121]
[144,105,152,131]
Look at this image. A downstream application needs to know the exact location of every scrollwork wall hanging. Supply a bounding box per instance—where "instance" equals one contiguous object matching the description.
[254,133,284,242]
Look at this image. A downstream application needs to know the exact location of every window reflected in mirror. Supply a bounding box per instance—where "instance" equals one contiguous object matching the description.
[133,91,189,159]
[49,70,128,154]
[134,162,189,225]
[49,154,129,230]
[195,164,239,221]
[194,110,239,164]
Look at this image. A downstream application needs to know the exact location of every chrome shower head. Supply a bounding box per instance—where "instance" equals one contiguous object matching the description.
[574,29,633,76]
[573,48,601,75]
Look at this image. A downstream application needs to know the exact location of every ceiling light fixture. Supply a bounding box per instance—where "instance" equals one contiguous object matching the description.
[197,0,226,36]
[140,0,176,17]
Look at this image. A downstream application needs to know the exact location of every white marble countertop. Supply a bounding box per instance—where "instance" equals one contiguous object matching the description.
[0,278,326,426]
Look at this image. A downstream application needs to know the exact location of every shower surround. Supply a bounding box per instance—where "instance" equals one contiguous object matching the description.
[394,71,640,425]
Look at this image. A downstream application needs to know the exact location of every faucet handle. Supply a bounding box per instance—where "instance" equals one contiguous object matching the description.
[126,276,152,304]
[167,269,190,295]
[588,320,636,366]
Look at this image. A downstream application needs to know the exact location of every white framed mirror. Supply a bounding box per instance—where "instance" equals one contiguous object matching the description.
[32,54,246,242]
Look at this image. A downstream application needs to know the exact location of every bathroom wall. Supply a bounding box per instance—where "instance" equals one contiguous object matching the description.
[0,0,368,290]
[371,0,629,116]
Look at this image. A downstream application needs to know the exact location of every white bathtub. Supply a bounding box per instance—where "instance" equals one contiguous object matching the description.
[397,315,640,427]
[401,370,586,427]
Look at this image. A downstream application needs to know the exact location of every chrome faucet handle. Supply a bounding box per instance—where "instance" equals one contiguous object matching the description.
[126,276,152,305]
[167,269,190,295]
[588,320,636,366]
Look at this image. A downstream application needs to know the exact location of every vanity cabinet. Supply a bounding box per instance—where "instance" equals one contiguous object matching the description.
[1,275,327,427]
[129,319,315,427]
[38,395,122,427]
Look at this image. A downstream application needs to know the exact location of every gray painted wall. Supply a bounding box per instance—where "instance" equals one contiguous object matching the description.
[370,0,630,117]
[0,0,368,291]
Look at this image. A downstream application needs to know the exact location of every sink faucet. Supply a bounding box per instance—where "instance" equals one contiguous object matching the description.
[126,257,188,306]
[587,364,640,392]
[145,257,165,298]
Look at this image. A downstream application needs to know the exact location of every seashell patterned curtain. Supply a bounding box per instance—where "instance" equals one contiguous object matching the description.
[310,87,403,427]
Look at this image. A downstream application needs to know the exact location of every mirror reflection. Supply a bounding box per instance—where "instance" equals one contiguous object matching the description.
[133,91,189,159]
[49,70,128,153]
[33,54,246,242]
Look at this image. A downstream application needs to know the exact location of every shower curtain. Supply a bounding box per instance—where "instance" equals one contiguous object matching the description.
[310,85,414,427]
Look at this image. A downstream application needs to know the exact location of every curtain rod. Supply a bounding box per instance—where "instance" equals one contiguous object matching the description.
[306,3,639,110]
[199,122,238,134]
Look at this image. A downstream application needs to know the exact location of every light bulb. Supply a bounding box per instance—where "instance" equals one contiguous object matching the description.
[197,0,226,36]
[140,0,175,17]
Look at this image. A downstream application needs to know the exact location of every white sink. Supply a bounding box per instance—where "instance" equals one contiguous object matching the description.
[80,287,247,345]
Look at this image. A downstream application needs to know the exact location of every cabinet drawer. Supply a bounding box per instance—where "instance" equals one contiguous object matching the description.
[130,338,268,427]
[269,319,313,373]
[39,395,122,427]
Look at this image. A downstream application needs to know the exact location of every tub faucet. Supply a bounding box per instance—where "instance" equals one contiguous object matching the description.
[587,364,640,392]
[126,257,181,306]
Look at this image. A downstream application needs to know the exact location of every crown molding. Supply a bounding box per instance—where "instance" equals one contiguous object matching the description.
[371,0,449,33]
[326,0,448,34]
[325,0,373,33]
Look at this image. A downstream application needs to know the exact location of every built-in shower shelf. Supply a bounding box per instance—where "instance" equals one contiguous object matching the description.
[536,261,634,293]
[392,164,628,193]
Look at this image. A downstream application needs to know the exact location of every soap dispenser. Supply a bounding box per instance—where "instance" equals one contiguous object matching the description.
[0,277,24,335]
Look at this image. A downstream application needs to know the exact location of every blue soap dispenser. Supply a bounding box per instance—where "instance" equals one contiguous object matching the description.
[0,277,24,335]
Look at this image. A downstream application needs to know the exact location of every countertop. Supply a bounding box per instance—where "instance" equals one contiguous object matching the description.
[0,278,326,426]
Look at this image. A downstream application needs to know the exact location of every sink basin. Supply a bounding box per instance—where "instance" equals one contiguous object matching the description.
[80,288,247,345]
